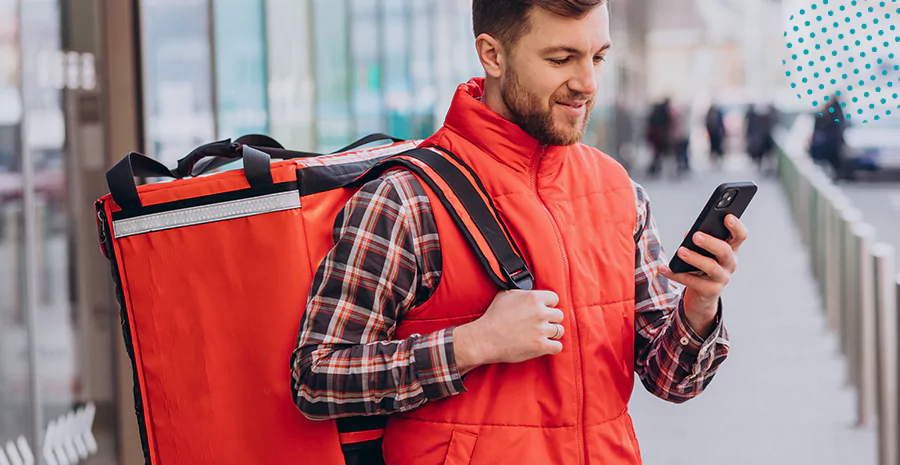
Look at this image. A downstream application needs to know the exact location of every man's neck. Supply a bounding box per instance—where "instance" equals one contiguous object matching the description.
[481,76,515,123]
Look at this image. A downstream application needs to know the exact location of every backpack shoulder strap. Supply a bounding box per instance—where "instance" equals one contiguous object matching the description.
[337,145,534,456]
[351,146,534,292]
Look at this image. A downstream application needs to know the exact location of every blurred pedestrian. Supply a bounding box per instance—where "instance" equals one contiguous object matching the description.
[645,98,672,175]
[705,103,726,167]
[746,104,777,174]
[810,95,848,180]
[670,102,691,174]
[744,104,757,156]
[612,101,634,169]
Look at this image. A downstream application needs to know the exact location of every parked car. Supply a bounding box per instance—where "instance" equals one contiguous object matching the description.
[842,116,900,180]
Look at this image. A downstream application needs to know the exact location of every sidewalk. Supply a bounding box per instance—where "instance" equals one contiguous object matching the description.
[627,155,877,464]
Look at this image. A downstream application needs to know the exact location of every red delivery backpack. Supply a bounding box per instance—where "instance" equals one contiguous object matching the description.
[95,134,534,464]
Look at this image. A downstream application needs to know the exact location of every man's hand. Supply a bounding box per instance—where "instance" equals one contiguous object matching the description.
[453,290,564,375]
[660,214,748,339]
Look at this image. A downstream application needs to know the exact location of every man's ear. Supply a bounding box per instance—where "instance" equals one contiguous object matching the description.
[475,33,505,79]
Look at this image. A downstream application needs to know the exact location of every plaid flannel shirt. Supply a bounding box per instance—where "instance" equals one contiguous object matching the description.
[291,170,729,420]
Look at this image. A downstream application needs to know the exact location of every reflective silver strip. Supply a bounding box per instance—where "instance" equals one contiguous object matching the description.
[112,191,301,238]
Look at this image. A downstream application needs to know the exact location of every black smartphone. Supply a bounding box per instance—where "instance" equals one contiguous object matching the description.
[667,181,758,274]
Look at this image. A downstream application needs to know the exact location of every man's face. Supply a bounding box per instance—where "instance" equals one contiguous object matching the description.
[499,5,611,146]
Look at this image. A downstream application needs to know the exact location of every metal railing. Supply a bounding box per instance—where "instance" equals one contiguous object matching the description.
[778,145,900,465]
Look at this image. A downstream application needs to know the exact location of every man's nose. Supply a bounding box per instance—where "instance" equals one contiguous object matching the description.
[569,60,599,97]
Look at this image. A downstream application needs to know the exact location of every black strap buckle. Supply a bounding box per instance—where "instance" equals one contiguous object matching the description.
[502,266,534,291]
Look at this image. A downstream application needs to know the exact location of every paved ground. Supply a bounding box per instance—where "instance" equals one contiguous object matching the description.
[627,153,878,465]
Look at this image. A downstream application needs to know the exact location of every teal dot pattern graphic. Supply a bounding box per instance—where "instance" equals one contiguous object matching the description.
[785,0,900,123]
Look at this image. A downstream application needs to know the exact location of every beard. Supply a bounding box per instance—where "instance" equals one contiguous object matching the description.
[500,68,594,146]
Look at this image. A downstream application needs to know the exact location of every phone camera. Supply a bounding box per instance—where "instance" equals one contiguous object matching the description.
[716,190,737,209]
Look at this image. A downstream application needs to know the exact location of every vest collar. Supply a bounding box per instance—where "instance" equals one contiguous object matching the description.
[442,78,567,174]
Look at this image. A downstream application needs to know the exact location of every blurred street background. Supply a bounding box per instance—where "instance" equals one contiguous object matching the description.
[1,0,899,464]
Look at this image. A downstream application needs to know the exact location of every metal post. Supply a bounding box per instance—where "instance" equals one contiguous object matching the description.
[783,152,796,218]
[818,182,827,288]
[846,219,859,369]
[841,207,862,364]
[15,0,45,455]
[895,273,900,461]
[208,0,220,139]
[797,162,811,246]
[825,191,837,328]
[813,180,827,294]
[873,244,897,465]
[814,176,835,295]
[825,190,848,331]
[808,182,817,275]
[855,223,877,426]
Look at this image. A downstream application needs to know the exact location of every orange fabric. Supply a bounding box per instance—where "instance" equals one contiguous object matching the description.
[385,79,639,464]
[104,186,346,464]
[442,430,479,464]
[339,429,385,445]
[98,144,423,464]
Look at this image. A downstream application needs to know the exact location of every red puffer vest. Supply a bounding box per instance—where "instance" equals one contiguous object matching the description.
[382,78,640,465]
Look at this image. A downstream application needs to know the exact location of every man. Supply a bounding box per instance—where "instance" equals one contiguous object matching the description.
[670,101,691,174]
[706,103,726,167]
[292,1,747,464]
[645,98,672,176]
[747,103,778,175]
[811,96,847,179]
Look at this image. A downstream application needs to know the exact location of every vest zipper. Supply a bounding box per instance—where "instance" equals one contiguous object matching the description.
[529,146,586,465]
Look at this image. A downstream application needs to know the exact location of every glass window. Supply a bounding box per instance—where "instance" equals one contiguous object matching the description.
[382,0,413,139]
[266,0,315,149]
[2,1,117,458]
[213,0,269,139]
[452,0,480,85]
[0,0,29,446]
[409,0,436,138]
[312,0,352,152]
[20,0,75,440]
[350,0,385,138]
[431,0,456,124]
[140,0,215,167]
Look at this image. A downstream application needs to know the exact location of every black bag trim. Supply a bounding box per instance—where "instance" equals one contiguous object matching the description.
[96,200,153,465]
[337,415,389,434]
[296,157,392,197]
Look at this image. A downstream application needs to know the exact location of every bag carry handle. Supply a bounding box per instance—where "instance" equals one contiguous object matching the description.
[107,133,404,211]
[179,134,286,178]
[180,133,404,178]
[106,140,274,211]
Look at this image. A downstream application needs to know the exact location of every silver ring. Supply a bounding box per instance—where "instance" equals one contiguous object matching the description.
[551,323,562,340]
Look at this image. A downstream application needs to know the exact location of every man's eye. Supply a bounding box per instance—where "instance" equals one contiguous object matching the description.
[594,55,607,64]
[548,58,570,65]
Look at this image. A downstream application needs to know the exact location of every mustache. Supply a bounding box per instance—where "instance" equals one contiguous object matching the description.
[555,92,594,104]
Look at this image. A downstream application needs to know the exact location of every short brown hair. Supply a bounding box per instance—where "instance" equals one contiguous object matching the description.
[473,0,607,48]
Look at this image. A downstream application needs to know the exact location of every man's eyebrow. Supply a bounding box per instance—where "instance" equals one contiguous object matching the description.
[539,43,612,56]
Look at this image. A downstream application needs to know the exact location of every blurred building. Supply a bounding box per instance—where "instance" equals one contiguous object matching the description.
[0,0,649,463]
